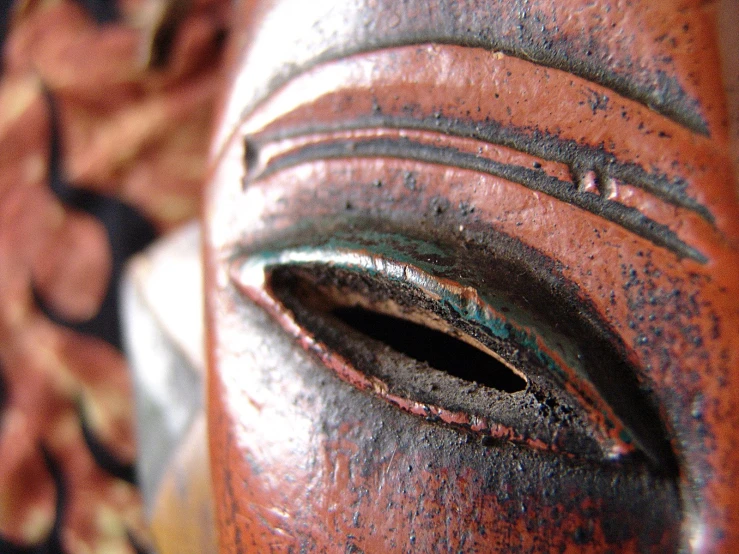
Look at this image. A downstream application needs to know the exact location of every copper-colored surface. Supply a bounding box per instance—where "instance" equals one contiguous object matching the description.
[205,0,739,552]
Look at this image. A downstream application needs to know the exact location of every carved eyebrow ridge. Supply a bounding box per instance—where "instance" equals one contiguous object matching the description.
[249,115,714,224]
[247,133,708,263]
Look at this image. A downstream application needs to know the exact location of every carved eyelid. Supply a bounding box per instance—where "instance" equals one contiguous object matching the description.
[229,236,677,471]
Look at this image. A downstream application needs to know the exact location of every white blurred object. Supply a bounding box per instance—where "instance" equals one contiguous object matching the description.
[120,221,205,518]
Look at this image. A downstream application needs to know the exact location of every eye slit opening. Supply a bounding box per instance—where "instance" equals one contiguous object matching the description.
[331,306,527,393]
[232,235,682,472]
[238,245,680,470]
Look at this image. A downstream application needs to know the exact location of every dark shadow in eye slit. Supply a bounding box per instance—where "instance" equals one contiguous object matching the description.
[332,306,526,393]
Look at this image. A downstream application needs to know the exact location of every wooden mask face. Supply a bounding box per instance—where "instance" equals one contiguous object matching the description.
[203,0,739,551]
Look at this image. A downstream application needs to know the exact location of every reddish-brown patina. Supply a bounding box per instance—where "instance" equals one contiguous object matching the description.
[205,0,739,552]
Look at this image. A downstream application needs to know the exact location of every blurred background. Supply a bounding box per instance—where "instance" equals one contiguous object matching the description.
[0,0,228,551]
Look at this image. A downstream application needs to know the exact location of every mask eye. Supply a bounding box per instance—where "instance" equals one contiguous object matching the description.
[230,232,677,473]
[329,306,527,394]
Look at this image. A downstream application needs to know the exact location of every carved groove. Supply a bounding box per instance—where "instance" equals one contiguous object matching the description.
[251,115,713,224]
[250,136,707,263]
[241,3,708,135]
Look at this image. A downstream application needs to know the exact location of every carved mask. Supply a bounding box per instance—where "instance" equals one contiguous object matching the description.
[203,0,739,551]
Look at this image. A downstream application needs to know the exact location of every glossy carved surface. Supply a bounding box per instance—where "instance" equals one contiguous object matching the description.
[205,0,739,552]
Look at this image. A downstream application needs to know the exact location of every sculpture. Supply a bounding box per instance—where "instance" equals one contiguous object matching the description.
[203,0,739,552]
[0,0,737,552]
